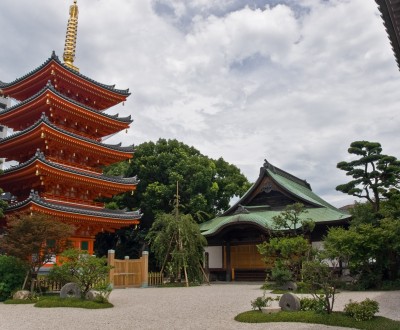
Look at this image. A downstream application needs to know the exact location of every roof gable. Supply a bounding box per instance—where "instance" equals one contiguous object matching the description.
[200,159,351,238]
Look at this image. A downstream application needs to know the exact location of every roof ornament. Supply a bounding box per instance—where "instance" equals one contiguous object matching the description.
[233,204,249,215]
[63,0,79,72]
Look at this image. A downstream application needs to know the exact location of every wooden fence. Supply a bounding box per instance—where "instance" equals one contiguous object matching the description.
[32,278,64,292]
[108,250,149,288]
[148,272,164,287]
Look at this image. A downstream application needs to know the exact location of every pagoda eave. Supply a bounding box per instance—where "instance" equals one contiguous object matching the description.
[0,155,138,197]
[0,84,132,136]
[0,53,130,110]
[6,202,140,232]
[0,119,134,165]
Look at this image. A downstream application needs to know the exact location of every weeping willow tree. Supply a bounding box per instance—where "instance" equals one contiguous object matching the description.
[146,184,207,285]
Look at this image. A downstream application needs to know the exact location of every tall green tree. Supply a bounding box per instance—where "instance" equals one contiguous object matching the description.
[146,207,207,284]
[336,141,400,212]
[104,138,251,228]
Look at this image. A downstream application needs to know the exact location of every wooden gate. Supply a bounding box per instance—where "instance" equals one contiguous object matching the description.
[108,250,149,288]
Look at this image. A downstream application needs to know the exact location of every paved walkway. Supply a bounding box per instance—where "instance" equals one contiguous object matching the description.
[0,283,399,330]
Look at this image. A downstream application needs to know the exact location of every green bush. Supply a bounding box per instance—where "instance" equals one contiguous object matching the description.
[48,249,111,297]
[344,298,379,321]
[271,266,292,286]
[0,255,27,301]
[251,291,280,311]
[300,297,326,313]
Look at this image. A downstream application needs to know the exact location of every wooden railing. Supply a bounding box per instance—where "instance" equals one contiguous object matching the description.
[32,278,64,292]
[148,272,164,287]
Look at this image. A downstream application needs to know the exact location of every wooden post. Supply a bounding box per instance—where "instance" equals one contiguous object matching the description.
[141,251,149,288]
[124,256,129,287]
[225,241,232,282]
[108,249,115,287]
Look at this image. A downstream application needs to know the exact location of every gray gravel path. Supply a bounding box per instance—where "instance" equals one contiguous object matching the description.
[0,283,399,330]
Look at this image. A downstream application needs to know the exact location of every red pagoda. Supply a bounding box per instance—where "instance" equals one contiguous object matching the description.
[0,1,141,254]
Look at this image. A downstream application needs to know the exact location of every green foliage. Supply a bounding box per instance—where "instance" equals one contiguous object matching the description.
[33,296,113,309]
[301,260,338,314]
[270,265,292,286]
[258,235,312,281]
[0,212,74,283]
[146,209,207,284]
[0,188,8,219]
[324,211,400,288]
[95,227,146,259]
[105,139,251,227]
[336,141,400,212]
[234,310,400,329]
[48,249,111,296]
[344,299,379,321]
[0,255,27,301]
[272,203,315,235]
[92,282,113,303]
[299,297,326,313]
[250,291,280,311]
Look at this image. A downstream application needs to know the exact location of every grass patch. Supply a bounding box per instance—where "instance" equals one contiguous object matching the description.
[34,296,113,309]
[235,310,400,330]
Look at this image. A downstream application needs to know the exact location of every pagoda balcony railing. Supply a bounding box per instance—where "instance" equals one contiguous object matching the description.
[58,125,101,142]
[47,157,102,174]
[42,193,104,208]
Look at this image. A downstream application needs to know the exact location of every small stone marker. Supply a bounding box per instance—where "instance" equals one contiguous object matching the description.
[279,293,300,311]
[60,282,81,299]
[12,290,31,300]
[280,281,297,291]
[85,290,100,301]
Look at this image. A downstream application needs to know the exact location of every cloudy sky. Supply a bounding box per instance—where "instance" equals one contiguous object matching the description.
[0,0,399,208]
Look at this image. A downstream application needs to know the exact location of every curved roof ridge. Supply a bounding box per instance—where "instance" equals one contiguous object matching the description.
[2,148,138,185]
[0,82,133,124]
[8,190,142,220]
[264,159,311,189]
[0,113,134,152]
[0,52,56,89]
[0,51,130,96]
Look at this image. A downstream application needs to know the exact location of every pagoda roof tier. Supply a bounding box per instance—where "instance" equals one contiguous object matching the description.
[0,150,138,198]
[0,114,134,166]
[0,52,130,110]
[7,191,141,230]
[0,82,132,137]
[376,0,400,71]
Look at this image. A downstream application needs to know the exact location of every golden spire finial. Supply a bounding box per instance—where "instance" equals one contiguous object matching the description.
[63,0,79,72]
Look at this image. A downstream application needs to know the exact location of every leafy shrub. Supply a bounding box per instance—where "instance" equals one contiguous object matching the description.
[48,249,112,297]
[296,281,308,293]
[300,297,325,313]
[0,255,27,301]
[271,266,292,286]
[251,291,280,311]
[344,298,379,321]
[301,260,338,314]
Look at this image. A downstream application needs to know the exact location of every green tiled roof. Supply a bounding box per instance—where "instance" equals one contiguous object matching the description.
[199,160,351,237]
[200,206,350,237]
[267,169,337,210]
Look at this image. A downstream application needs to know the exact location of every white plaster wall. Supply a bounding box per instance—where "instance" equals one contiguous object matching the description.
[204,246,223,268]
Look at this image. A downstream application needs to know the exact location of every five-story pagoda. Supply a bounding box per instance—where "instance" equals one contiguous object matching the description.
[0,1,141,254]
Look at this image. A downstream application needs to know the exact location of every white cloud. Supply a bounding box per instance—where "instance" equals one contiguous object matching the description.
[0,0,399,208]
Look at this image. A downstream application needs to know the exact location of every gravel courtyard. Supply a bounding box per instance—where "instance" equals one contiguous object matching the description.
[0,283,399,330]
